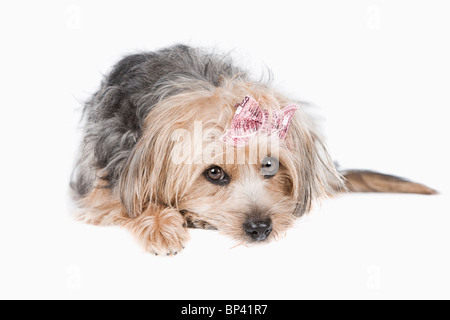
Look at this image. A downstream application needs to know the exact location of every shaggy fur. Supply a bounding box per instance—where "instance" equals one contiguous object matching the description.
[71,45,436,255]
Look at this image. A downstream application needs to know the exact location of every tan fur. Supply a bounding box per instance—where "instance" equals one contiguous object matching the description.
[78,79,346,255]
[342,170,437,195]
[75,184,126,226]
[122,205,188,255]
[74,48,436,256]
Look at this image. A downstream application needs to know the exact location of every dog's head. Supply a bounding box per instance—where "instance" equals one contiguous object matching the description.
[119,80,345,244]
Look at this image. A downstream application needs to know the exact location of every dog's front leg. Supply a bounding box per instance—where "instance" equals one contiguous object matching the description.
[122,205,189,256]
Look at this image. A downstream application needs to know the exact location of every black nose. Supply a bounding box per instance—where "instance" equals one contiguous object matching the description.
[243,218,273,241]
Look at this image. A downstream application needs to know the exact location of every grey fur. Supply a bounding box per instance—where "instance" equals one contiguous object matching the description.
[72,45,247,198]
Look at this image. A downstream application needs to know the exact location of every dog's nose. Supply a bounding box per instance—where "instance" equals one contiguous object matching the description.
[243,218,273,241]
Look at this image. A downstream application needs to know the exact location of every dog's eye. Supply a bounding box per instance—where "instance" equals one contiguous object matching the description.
[262,160,272,168]
[261,156,279,179]
[204,166,230,185]
[208,167,224,180]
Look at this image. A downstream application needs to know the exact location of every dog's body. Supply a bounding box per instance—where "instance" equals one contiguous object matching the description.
[72,45,435,255]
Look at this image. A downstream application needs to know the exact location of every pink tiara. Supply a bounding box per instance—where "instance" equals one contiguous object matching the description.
[221,96,298,146]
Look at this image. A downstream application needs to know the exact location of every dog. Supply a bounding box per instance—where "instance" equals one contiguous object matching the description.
[71,45,436,255]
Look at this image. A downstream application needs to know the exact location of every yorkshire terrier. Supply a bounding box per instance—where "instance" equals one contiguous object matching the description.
[71,45,436,255]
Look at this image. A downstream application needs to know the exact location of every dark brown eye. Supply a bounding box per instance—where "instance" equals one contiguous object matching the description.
[204,166,230,185]
[208,167,223,180]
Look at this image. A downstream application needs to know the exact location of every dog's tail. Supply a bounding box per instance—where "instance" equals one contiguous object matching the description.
[339,169,438,195]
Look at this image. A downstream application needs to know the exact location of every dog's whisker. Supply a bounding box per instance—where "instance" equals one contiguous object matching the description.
[229,241,245,250]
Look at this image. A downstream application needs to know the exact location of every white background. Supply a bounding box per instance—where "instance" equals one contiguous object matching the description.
[0,0,449,300]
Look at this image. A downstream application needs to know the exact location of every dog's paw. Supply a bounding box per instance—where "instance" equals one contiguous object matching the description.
[150,245,185,256]
[147,233,186,256]
[124,206,189,256]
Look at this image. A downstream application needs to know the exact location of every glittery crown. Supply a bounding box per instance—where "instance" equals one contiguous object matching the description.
[221,96,298,146]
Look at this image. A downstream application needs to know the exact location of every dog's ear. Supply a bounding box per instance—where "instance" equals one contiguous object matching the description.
[119,138,153,218]
[340,170,437,195]
[119,130,177,218]
[118,117,196,218]
[287,112,346,216]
